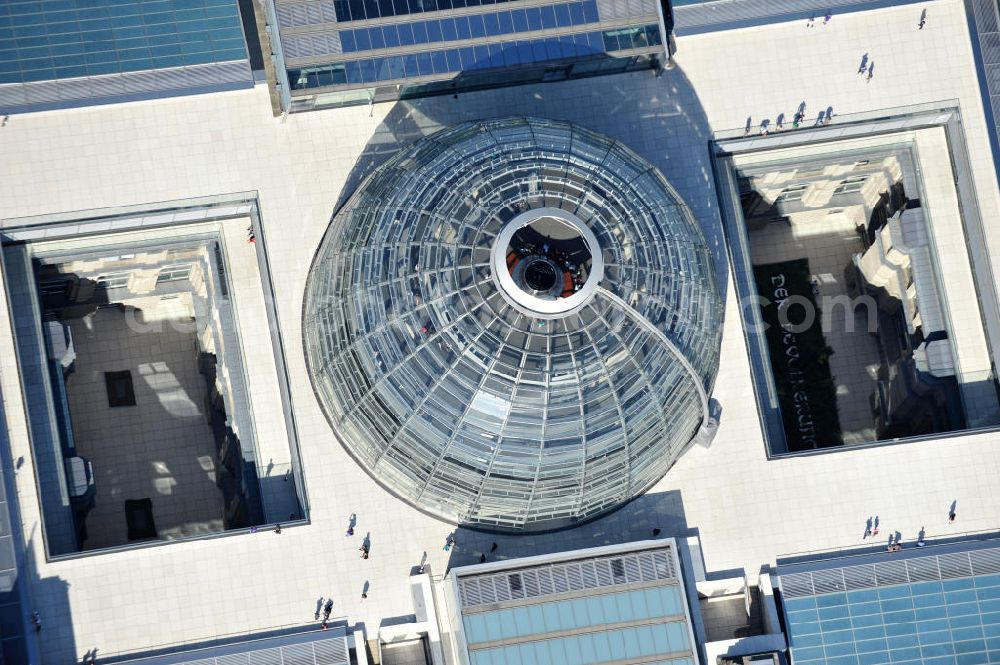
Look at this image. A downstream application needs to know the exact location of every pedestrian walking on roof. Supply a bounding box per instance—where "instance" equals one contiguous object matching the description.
[652,528,662,537]
[919,8,927,29]
[858,53,869,75]
[823,12,832,24]
[275,524,282,535]
[949,500,957,523]
[866,61,875,83]
[480,553,487,563]
[917,526,926,547]
[490,542,498,553]
[323,600,333,622]
[873,515,880,535]
[864,516,872,539]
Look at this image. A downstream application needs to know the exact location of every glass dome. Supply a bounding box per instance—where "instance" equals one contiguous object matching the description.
[303,117,723,531]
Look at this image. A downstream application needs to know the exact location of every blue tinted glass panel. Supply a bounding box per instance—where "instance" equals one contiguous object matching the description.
[412,21,429,43]
[355,29,371,50]
[346,0,602,52]
[340,30,358,53]
[403,53,419,76]
[426,20,443,41]
[526,6,543,29]
[471,44,489,67]
[469,14,486,38]
[555,4,572,26]
[430,50,448,73]
[441,18,458,40]
[512,9,528,32]
[384,25,400,47]
[286,23,662,88]
[498,11,514,32]
[359,59,377,82]
[541,5,557,28]
[780,558,1000,665]
[484,13,500,35]
[459,46,476,67]
[0,0,247,83]
[455,16,471,40]
[416,51,432,75]
[487,43,503,66]
[398,22,415,45]
[344,60,362,83]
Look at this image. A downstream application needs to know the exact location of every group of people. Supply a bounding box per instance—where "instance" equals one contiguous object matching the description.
[865,502,956,553]
[744,105,831,138]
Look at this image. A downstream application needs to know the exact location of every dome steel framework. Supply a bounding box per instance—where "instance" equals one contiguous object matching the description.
[303,117,723,531]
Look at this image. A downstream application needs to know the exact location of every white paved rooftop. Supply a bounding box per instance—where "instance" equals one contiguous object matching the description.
[1,0,1000,661]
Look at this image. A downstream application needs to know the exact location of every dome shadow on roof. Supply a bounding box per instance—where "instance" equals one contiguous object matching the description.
[303,116,723,532]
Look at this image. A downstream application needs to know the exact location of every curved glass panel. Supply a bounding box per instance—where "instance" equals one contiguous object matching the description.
[303,117,723,531]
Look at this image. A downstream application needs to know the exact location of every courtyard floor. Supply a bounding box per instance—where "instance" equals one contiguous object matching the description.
[63,294,224,549]
[749,212,882,443]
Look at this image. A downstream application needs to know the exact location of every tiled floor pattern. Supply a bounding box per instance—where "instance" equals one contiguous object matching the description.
[700,595,751,641]
[63,294,224,550]
[1,0,1000,660]
[380,640,429,665]
[749,212,881,442]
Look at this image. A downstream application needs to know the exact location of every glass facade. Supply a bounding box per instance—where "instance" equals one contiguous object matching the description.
[288,24,660,89]
[334,0,528,23]
[273,0,666,109]
[302,117,722,530]
[0,0,248,84]
[469,627,693,665]
[779,544,1000,665]
[338,1,600,52]
[452,545,697,665]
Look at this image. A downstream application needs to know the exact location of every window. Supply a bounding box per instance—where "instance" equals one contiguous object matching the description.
[96,272,130,289]
[40,279,70,296]
[834,175,869,194]
[775,183,809,202]
[156,265,192,283]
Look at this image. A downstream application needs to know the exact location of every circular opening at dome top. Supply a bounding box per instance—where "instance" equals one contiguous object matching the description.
[492,207,603,318]
[523,258,559,293]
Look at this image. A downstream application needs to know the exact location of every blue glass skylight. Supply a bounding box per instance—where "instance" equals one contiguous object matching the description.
[0,0,248,84]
